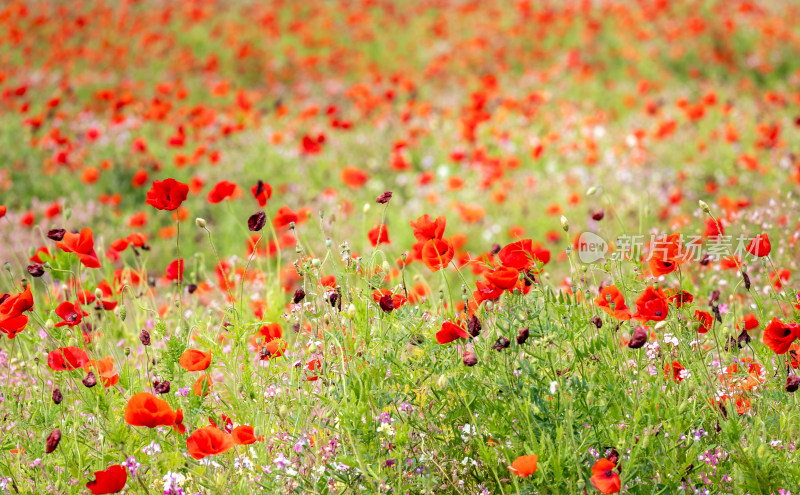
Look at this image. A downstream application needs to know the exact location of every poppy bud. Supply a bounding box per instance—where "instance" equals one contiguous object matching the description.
[436,375,449,389]
[462,351,478,367]
[45,319,55,331]
[491,243,502,255]
[742,270,751,290]
[187,283,198,294]
[82,371,97,388]
[362,203,370,213]
[278,405,289,418]
[786,375,800,393]
[379,294,394,313]
[586,186,599,196]
[248,211,267,231]
[467,315,482,337]
[117,306,127,321]
[346,303,356,319]
[52,387,63,404]
[699,254,711,266]
[517,327,529,345]
[195,217,207,228]
[376,191,393,204]
[293,289,305,304]
[154,380,170,394]
[491,337,511,351]
[27,263,45,277]
[139,329,151,346]
[45,429,61,453]
[627,326,648,349]
[590,316,603,328]
[560,216,569,232]
[591,209,605,221]
[698,200,711,213]
[709,290,720,305]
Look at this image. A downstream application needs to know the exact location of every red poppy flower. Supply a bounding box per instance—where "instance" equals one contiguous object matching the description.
[250,323,283,348]
[54,301,89,327]
[372,289,407,310]
[368,225,390,246]
[436,321,468,344]
[86,465,127,494]
[665,360,686,383]
[633,286,668,322]
[742,313,759,330]
[145,178,189,211]
[409,214,446,242]
[594,285,631,320]
[193,374,213,396]
[694,310,713,333]
[421,238,454,271]
[47,347,90,371]
[56,228,101,268]
[509,454,538,477]
[341,166,369,188]
[473,279,504,306]
[590,458,621,494]
[166,259,184,282]
[0,285,34,339]
[647,233,683,277]
[273,206,298,228]
[186,426,234,459]
[251,180,272,207]
[124,392,180,428]
[232,425,263,445]
[666,289,693,308]
[484,266,520,290]
[498,239,550,270]
[703,218,724,238]
[206,180,237,204]
[746,233,771,257]
[179,349,212,371]
[763,317,800,354]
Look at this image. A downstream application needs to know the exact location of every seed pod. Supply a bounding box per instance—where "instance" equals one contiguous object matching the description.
[45,429,61,454]
[462,351,478,367]
[52,387,63,405]
[278,405,290,418]
[82,371,97,388]
[248,211,267,231]
[627,326,648,349]
[139,329,151,346]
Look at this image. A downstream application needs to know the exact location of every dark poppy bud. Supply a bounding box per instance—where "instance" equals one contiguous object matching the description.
[491,244,502,255]
[376,191,393,204]
[379,294,394,313]
[724,336,737,352]
[523,269,536,286]
[699,254,711,266]
[709,290,720,305]
[248,210,267,231]
[592,209,605,221]
[154,380,170,395]
[627,326,648,349]
[328,292,342,311]
[293,289,305,304]
[742,271,751,290]
[467,315,481,337]
[187,283,198,294]
[45,429,61,453]
[47,229,66,241]
[82,371,97,388]
[786,375,800,393]
[139,329,151,346]
[590,316,603,328]
[462,351,478,367]
[27,263,45,277]
[711,305,722,323]
[737,329,751,348]
[52,387,63,404]
[517,327,529,345]
[491,337,511,351]
[606,448,620,466]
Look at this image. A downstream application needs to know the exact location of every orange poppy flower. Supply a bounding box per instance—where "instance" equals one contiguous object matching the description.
[509,454,538,477]
[409,214,446,242]
[193,374,213,396]
[421,238,454,271]
[56,228,102,268]
[763,317,800,354]
[232,425,263,445]
[124,392,180,428]
[0,285,34,339]
[179,349,211,371]
[186,426,234,459]
[590,458,621,494]
[594,285,631,320]
[83,357,119,387]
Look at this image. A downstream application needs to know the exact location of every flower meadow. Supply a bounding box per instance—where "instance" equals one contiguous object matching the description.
[3,1,800,494]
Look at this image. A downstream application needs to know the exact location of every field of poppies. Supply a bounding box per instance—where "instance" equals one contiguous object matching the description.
[3,0,800,493]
